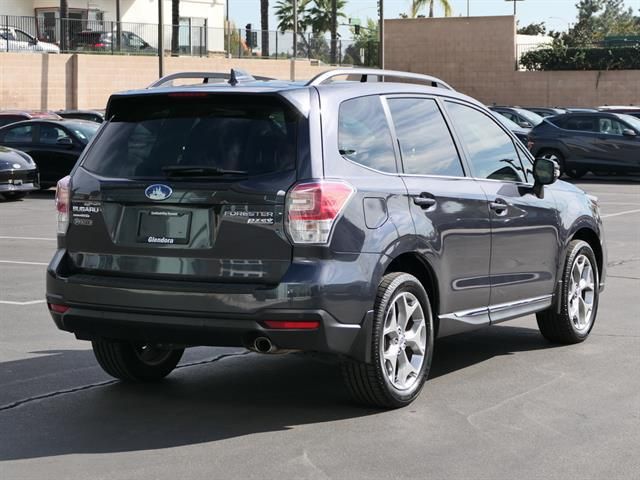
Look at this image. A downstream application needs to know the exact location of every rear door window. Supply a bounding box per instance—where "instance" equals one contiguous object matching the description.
[38,124,71,144]
[565,116,597,132]
[387,98,464,177]
[1,125,34,144]
[82,94,299,178]
[338,96,397,173]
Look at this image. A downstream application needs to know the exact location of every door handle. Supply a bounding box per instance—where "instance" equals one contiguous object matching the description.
[489,199,509,214]
[413,195,436,209]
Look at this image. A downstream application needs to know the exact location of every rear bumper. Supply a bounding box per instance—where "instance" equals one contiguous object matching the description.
[47,302,373,361]
[46,249,382,362]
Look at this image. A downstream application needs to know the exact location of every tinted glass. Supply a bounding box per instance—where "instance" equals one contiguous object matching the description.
[338,96,396,173]
[598,117,627,135]
[82,95,298,179]
[565,116,597,132]
[38,125,70,144]
[2,125,33,143]
[388,98,463,176]
[446,102,525,182]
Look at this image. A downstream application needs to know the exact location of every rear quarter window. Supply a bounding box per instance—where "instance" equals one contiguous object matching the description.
[338,96,397,173]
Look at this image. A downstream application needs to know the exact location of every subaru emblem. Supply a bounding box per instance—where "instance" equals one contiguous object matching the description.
[145,184,173,201]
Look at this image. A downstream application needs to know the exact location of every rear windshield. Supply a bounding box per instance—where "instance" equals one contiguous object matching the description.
[82,94,299,179]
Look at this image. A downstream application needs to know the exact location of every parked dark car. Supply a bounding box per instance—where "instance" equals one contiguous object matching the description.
[71,30,156,55]
[598,106,640,119]
[0,110,62,128]
[0,145,39,200]
[56,110,105,123]
[489,106,545,128]
[0,119,99,188]
[529,112,640,178]
[491,111,530,145]
[47,69,606,409]
[525,107,568,117]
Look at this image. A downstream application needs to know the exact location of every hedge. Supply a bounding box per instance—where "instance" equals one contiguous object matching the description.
[520,45,640,71]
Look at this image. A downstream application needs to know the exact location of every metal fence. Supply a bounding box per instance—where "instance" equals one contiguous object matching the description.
[0,15,379,66]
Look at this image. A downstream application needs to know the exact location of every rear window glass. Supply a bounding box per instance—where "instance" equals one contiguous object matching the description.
[82,94,299,179]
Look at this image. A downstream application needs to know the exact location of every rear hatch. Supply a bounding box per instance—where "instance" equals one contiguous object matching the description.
[66,92,301,285]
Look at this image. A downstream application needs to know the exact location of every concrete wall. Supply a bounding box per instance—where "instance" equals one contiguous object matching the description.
[385,16,640,107]
[0,52,333,110]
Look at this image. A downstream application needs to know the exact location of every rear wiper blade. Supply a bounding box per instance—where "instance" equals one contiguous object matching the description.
[162,165,248,177]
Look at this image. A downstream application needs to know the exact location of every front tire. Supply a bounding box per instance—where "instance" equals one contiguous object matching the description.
[537,240,599,344]
[342,272,434,408]
[92,339,184,381]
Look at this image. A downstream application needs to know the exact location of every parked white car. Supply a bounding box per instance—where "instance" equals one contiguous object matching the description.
[0,27,60,53]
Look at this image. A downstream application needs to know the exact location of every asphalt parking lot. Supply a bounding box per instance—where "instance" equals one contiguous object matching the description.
[1,176,638,480]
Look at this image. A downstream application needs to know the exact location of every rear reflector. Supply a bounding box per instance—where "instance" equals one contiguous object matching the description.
[48,303,70,314]
[263,320,320,330]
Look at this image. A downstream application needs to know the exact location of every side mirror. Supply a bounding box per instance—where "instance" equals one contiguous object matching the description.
[622,129,637,137]
[56,137,73,147]
[519,121,533,128]
[533,157,560,197]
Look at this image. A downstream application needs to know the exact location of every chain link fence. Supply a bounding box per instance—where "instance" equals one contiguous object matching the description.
[1,15,379,66]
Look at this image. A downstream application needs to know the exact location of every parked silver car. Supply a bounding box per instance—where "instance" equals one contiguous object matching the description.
[0,27,60,53]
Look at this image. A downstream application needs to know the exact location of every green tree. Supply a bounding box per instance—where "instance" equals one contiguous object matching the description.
[562,0,639,46]
[518,22,547,36]
[410,0,452,18]
[344,18,379,66]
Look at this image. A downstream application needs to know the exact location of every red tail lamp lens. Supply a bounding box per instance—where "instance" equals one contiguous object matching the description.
[48,303,69,314]
[263,320,320,330]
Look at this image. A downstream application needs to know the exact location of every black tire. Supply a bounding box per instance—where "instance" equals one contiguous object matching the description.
[92,339,184,381]
[341,272,434,409]
[0,192,26,201]
[537,240,599,344]
[564,166,587,179]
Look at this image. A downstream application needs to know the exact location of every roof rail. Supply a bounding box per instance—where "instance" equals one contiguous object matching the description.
[147,69,275,88]
[306,68,454,90]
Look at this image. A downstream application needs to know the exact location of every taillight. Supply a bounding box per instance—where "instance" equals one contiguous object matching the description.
[93,43,106,48]
[286,180,354,244]
[48,303,69,314]
[56,175,70,235]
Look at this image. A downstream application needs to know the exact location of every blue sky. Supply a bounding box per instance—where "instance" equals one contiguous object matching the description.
[229,0,640,37]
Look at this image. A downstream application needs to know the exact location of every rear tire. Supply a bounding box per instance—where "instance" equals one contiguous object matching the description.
[537,240,599,344]
[92,339,184,381]
[341,272,434,409]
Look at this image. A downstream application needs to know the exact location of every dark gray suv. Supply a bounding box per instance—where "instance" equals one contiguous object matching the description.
[46,68,606,408]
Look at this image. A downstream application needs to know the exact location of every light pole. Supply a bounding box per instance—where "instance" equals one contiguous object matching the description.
[379,0,384,69]
[290,0,297,80]
[467,0,470,17]
[505,0,524,17]
[226,0,230,57]
[158,0,164,77]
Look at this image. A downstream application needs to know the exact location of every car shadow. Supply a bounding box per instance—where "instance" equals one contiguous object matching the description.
[0,325,556,461]
[567,173,640,185]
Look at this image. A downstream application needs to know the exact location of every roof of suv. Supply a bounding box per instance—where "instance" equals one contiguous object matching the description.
[106,68,478,115]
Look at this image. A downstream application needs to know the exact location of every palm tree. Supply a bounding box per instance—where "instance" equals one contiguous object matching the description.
[410,0,452,18]
[261,0,269,57]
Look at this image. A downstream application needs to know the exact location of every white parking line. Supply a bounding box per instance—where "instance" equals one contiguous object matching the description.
[0,236,56,241]
[602,209,640,219]
[0,300,45,306]
[0,260,48,266]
